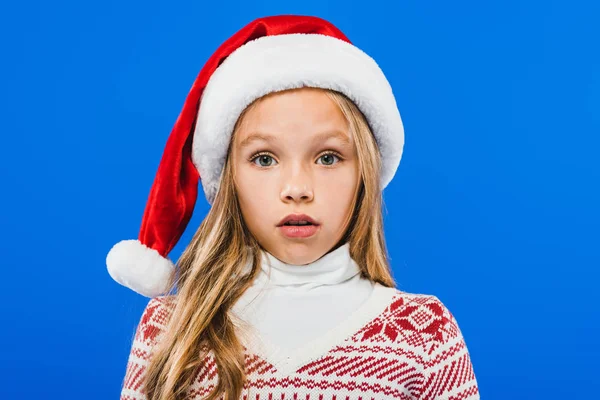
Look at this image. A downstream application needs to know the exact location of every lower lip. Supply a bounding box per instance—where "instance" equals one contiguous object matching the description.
[278,224,320,238]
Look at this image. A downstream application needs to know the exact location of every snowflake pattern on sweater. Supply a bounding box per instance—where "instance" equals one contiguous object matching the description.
[120,285,479,399]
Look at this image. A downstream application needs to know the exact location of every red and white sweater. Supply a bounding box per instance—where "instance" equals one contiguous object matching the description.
[120,283,479,399]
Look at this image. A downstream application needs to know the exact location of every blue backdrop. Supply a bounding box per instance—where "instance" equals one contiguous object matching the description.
[1,1,598,398]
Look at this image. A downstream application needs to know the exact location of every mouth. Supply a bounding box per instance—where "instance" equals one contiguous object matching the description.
[277,214,320,238]
[276,213,320,227]
[277,223,320,238]
[282,221,315,226]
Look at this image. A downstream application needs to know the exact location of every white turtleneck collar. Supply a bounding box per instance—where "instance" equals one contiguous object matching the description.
[231,241,376,352]
[257,242,360,290]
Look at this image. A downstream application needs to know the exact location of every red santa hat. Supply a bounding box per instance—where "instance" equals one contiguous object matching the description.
[106,15,405,297]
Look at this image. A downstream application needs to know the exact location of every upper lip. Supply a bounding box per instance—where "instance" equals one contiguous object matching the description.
[277,213,320,227]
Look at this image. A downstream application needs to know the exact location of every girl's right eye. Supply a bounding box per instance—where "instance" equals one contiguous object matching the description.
[251,153,278,167]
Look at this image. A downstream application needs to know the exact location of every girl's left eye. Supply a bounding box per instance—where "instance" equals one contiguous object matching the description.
[317,153,341,166]
[250,152,340,167]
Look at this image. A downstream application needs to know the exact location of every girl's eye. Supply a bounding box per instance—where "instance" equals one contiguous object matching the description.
[251,154,278,167]
[317,153,340,166]
[250,152,340,167]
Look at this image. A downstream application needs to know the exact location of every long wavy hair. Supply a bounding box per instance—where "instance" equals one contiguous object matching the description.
[141,88,396,399]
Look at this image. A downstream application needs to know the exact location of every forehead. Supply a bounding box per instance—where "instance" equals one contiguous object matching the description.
[233,88,351,146]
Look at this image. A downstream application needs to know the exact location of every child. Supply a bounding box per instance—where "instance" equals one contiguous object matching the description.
[107,15,479,400]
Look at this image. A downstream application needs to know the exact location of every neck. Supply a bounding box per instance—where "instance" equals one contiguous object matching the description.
[257,242,360,290]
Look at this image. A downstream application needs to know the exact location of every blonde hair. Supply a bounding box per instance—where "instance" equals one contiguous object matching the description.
[142,88,396,399]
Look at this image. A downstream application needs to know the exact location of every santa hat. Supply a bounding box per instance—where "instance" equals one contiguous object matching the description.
[106,15,405,297]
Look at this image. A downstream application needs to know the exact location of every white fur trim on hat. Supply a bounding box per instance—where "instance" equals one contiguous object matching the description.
[106,239,175,297]
[192,33,405,204]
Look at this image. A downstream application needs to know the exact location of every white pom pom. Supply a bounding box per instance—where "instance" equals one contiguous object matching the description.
[106,239,176,297]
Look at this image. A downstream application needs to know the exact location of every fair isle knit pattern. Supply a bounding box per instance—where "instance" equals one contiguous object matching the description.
[121,285,479,399]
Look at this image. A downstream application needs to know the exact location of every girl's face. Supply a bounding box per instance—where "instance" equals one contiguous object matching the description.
[232,87,360,265]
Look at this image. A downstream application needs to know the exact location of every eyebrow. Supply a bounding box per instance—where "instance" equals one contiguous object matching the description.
[238,130,352,149]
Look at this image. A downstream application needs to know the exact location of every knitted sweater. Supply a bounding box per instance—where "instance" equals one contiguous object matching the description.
[120,283,479,399]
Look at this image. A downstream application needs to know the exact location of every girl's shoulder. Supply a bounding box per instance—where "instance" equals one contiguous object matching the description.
[360,283,465,349]
[376,283,455,316]
[132,295,177,347]
[142,294,177,318]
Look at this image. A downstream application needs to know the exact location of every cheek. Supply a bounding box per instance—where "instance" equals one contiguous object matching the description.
[235,168,276,220]
[325,180,356,206]
[318,162,359,194]
[316,167,359,224]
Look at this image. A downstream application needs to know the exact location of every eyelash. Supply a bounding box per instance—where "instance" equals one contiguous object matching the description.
[249,151,343,168]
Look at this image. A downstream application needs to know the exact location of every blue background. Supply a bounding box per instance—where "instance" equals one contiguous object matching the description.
[1,1,598,398]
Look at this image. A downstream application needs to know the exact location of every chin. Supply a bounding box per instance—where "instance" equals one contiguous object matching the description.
[275,241,327,265]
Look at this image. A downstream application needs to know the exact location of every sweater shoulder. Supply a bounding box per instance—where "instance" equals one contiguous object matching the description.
[133,295,177,346]
[352,287,461,350]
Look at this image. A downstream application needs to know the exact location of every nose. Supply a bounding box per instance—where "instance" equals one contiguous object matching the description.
[280,165,314,203]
